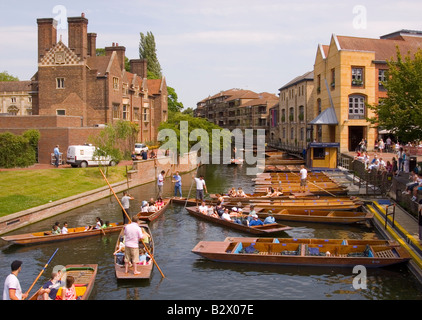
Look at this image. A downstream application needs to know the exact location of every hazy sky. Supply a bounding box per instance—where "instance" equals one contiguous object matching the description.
[1,0,421,109]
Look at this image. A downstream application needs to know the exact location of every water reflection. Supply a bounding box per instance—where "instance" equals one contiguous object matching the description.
[1,163,422,300]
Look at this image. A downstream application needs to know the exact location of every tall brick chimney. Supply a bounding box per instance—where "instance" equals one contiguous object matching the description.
[37,18,57,62]
[130,59,148,79]
[105,43,126,71]
[87,33,97,57]
[68,13,88,60]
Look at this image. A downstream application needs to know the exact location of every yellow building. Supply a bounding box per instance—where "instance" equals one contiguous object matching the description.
[312,30,422,153]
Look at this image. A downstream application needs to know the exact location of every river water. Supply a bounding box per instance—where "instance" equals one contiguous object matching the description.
[1,163,422,301]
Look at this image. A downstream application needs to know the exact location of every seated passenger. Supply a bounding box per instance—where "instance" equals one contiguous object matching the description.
[221,209,232,221]
[263,211,276,224]
[237,187,248,197]
[198,201,208,214]
[228,187,237,197]
[249,215,264,226]
[155,197,164,209]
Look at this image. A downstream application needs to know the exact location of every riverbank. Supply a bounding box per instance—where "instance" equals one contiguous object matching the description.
[0,152,199,235]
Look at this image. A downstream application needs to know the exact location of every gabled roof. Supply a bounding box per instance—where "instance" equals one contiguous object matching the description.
[279,71,314,91]
[0,81,32,92]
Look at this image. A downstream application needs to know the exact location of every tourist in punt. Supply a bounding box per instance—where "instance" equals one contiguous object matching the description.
[155,197,164,209]
[249,214,264,226]
[38,270,63,300]
[140,200,149,213]
[61,275,77,300]
[237,187,249,197]
[214,201,225,218]
[3,260,27,300]
[221,208,232,221]
[228,187,237,197]
[299,165,308,193]
[264,211,276,224]
[51,224,61,234]
[61,222,68,234]
[198,201,208,215]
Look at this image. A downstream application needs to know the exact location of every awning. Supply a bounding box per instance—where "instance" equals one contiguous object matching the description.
[309,107,338,125]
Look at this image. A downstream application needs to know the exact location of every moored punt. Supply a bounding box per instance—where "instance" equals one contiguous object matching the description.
[185,206,292,235]
[223,237,398,247]
[191,240,411,268]
[29,264,98,300]
[1,222,124,246]
[209,193,355,202]
[251,202,362,211]
[252,208,373,224]
[136,198,171,222]
[114,223,154,280]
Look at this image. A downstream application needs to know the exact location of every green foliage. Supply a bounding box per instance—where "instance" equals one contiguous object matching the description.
[89,120,139,161]
[368,47,422,142]
[158,110,232,156]
[0,130,40,168]
[0,71,19,81]
[168,86,184,112]
[139,31,162,79]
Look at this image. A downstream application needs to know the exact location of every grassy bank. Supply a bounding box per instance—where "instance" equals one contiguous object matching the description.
[0,166,128,217]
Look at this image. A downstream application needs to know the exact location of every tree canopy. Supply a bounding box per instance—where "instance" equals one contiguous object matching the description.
[368,47,422,142]
[0,71,19,82]
[139,31,162,79]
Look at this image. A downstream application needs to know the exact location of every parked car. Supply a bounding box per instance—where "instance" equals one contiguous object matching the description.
[134,143,148,155]
[66,144,118,168]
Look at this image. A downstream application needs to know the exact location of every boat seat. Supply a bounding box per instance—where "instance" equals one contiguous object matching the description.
[375,249,396,258]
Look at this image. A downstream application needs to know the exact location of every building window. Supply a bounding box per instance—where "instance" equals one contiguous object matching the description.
[300,127,305,141]
[56,109,66,116]
[290,127,294,140]
[11,97,16,103]
[281,109,286,122]
[7,106,18,115]
[122,105,129,120]
[351,67,364,86]
[378,69,387,90]
[298,106,304,122]
[317,99,322,115]
[349,95,366,119]
[113,77,119,90]
[289,107,294,122]
[314,147,325,159]
[56,78,65,89]
[282,127,286,139]
[331,68,335,89]
[112,104,120,119]
[143,109,150,123]
[317,74,321,93]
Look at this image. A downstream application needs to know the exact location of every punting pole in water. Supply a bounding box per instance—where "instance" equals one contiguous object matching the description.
[24,248,59,299]
[99,169,166,279]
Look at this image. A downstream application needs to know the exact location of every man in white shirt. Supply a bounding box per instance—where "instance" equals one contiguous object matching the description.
[124,216,150,275]
[192,174,207,206]
[157,170,166,198]
[198,201,208,215]
[299,165,308,193]
[3,260,27,300]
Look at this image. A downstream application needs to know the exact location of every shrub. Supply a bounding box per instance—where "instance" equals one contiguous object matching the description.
[0,130,40,168]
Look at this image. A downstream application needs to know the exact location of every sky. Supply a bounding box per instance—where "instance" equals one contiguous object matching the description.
[1,0,422,109]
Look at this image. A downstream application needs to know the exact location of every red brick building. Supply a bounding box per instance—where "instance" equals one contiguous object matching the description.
[0,13,168,164]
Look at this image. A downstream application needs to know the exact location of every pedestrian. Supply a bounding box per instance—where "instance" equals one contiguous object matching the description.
[299,165,308,193]
[141,150,148,160]
[172,171,182,198]
[53,145,60,167]
[386,137,392,152]
[3,260,27,300]
[157,170,166,198]
[124,215,150,275]
[398,147,404,173]
[121,191,134,224]
[192,174,207,206]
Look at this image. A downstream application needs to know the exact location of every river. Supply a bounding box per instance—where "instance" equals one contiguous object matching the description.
[1,163,422,301]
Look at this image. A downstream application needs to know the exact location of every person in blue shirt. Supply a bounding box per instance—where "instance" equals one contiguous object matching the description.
[263,211,276,224]
[172,171,182,198]
[53,145,60,167]
[249,214,264,226]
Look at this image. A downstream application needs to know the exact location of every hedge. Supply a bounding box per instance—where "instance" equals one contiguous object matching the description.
[0,129,40,168]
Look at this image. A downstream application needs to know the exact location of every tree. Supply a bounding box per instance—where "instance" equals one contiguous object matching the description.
[139,31,162,79]
[368,47,422,142]
[89,120,140,162]
[0,71,19,82]
[168,86,184,113]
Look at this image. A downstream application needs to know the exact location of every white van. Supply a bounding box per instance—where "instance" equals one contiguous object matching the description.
[66,145,118,168]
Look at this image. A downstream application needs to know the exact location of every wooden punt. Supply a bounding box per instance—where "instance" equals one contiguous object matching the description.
[114,223,154,280]
[1,222,124,246]
[210,193,354,202]
[252,208,373,224]
[192,240,411,268]
[223,237,399,247]
[136,198,171,222]
[185,206,292,235]
[29,264,98,300]
[251,201,362,210]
